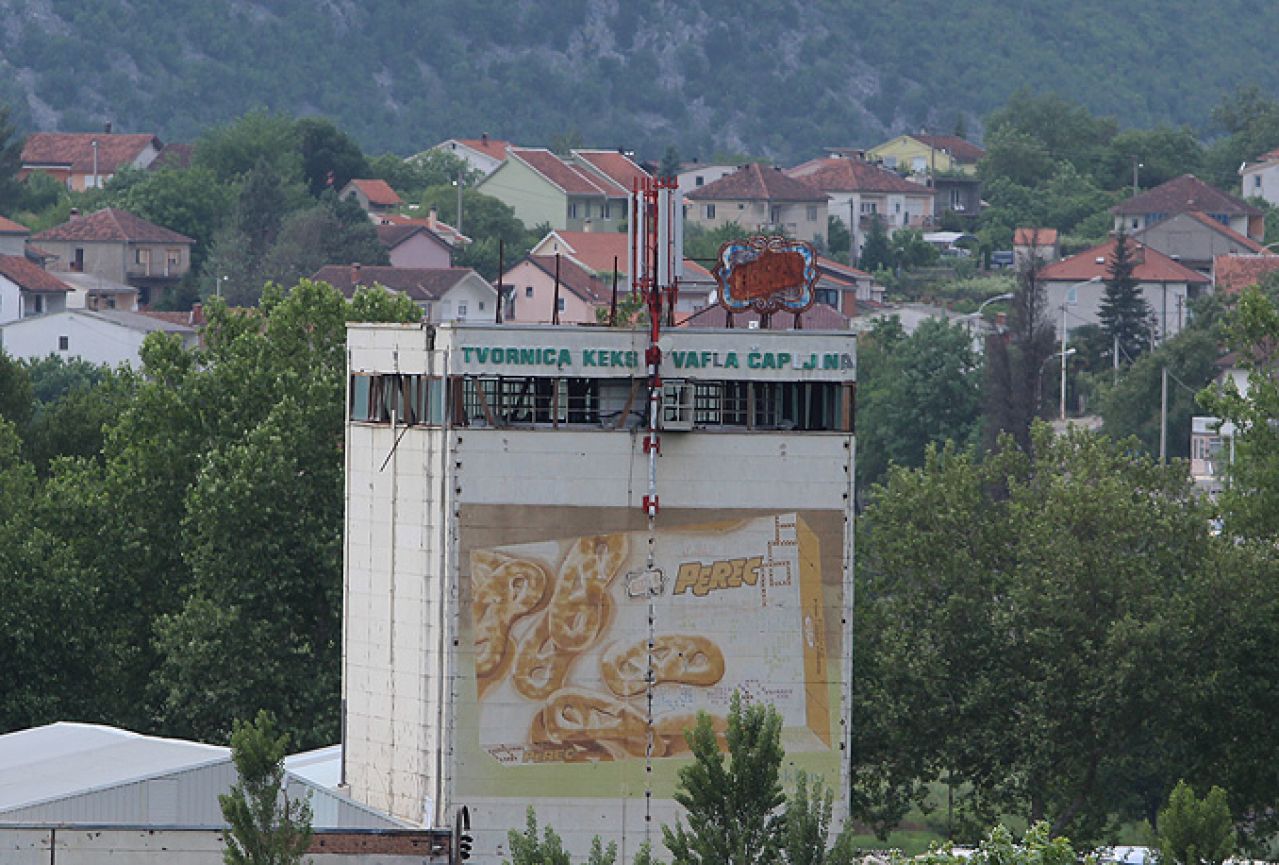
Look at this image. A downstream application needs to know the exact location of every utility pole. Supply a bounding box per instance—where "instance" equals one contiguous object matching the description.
[1131,156,1143,197]
[455,171,464,236]
[1060,304,1068,421]
[1160,365,1168,464]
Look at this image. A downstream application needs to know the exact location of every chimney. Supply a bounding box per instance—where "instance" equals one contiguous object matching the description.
[583,218,593,233]
[190,302,204,326]
[428,206,438,228]
[351,262,361,285]
[104,121,112,134]
[995,312,1007,328]
[481,133,489,145]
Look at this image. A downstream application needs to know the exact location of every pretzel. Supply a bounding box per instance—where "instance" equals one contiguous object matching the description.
[537,688,649,758]
[601,635,726,698]
[547,534,628,651]
[470,550,552,678]
[511,613,575,700]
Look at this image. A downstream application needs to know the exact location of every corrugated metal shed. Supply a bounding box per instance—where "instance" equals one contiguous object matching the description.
[0,723,408,830]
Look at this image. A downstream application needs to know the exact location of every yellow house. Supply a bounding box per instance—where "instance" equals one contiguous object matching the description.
[866,134,984,177]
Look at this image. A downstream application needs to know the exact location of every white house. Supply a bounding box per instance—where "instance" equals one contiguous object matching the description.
[312,264,497,323]
[1240,147,1279,206]
[0,308,197,368]
[675,161,738,200]
[0,254,70,326]
[429,135,512,176]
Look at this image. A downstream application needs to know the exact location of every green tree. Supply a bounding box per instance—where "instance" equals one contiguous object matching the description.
[1156,782,1234,865]
[981,257,1055,453]
[826,216,850,259]
[0,350,32,427]
[112,166,235,271]
[1099,229,1153,360]
[296,116,370,197]
[194,109,303,187]
[659,146,682,180]
[856,316,983,489]
[506,808,571,865]
[784,771,856,865]
[854,428,1223,845]
[375,150,478,198]
[910,824,1077,865]
[890,229,939,271]
[663,692,786,865]
[0,102,24,215]
[857,218,892,273]
[219,710,313,865]
[683,220,748,263]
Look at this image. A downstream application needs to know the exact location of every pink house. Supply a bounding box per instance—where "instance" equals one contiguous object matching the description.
[502,255,607,324]
[376,224,452,269]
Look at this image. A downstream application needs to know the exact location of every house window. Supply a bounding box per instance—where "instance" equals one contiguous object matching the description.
[167,248,181,269]
[770,207,782,223]
[557,297,566,311]
[695,176,704,186]
[479,301,485,311]
[1066,285,1079,305]
[950,188,962,209]
[806,205,818,221]
[525,286,534,298]
[59,335,68,351]
[912,156,927,173]
[1131,218,1139,229]
[1255,175,1262,189]
[458,303,468,318]
[883,156,898,169]
[569,202,579,219]
[895,202,901,214]
[34,295,44,314]
[704,204,716,219]
[73,249,84,272]
[603,202,612,219]
[860,202,878,214]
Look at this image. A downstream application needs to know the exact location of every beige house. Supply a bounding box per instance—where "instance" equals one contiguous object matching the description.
[340,179,404,216]
[0,216,28,256]
[1133,210,1266,274]
[685,163,829,244]
[32,208,194,306]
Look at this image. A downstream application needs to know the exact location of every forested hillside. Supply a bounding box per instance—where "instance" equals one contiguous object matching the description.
[2,0,1278,160]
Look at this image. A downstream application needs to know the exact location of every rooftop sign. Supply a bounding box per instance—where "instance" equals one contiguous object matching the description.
[713,236,818,316]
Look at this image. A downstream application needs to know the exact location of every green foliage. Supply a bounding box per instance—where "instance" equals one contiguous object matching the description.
[1204,86,1279,189]
[112,166,235,270]
[784,771,856,865]
[826,216,850,259]
[0,102,23,215]
[981,261,1055,453]
[506,808,571,865]
[420,186,536,279]
[195,110,303,187]
[1156,782,1234,865]
[855,428,1227,845]
[1099,229,1154,360]
[378,149,478,198]
[908,824,1078,865]
[683,220,747,263]
[22,360,135,473]
[856,316,983,490]
[659,146,682,180]
[588,836,620,865]
[857,218,892,273]
[663,692,786,865]
[0,351,33,427]
[890,229,939,271]
[595,287,647,327]
[219,710,313,865]
[296,116,369,196]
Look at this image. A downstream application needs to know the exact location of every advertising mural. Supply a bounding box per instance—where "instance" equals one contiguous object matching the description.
[455,507,846,799]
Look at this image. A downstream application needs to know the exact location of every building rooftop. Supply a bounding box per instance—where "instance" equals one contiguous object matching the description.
[1038,238,1209,284]
[1113,174,1261,217]
[33,208,194,244]
[787,156,933,195]
[688,163,829,203]
[0,254,71,293]
[21,132,161,174]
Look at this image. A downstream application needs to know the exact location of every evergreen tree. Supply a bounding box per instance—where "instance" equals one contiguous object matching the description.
[1157,781,1235,865]
[0,102,25,215]
[219,710,313,865]
[981,254,1055,452]
[1099,229,1153,361]
[858,217,893,273]
[659,146,681,180]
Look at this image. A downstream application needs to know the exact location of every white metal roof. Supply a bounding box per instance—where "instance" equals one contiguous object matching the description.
[0,722,228,814]
[283,744,342,790]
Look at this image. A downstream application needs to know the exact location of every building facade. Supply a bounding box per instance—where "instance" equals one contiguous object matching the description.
[343,322,856,860]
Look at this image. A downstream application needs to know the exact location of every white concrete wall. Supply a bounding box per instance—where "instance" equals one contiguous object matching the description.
[1045,279,1194,341]
[0,311,148,367]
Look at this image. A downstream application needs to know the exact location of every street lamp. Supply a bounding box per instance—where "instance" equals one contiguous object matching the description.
[452,172,464,236]
[216,275,227,299]
[1131,156,1143,197]
[1036,347,1076,419]
[964,292,1015,348]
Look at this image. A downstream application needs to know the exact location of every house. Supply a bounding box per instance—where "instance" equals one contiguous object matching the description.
[32,208,194,306]
[814,256,882,315]
[1213,253,1279,295]
[19,131,163,191]
[1014,227,1060,267]
[58,271,140,312]
[0,254,70,325]
[867,133,985,177]
[477,148,639,232]
[0,308,196,367]
[675,161,739,200]
[1112,174,1264,241]
[378,210,470,248]
[1037,237,1210,340]
[786,155,931,256]
[0,216,28,256]
[571,148,649,193]
[430,135,513,176]
[376,223,452,269]
[682,301,851,330]
[686,163,829,244]
[339,178,404,215]
[1239,147,1279,206]
[1133,210,1266,274]
[312,264,496,322]
[501,255,608,324]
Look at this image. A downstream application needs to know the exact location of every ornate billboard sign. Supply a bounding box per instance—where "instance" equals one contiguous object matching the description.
[712,235,818,315]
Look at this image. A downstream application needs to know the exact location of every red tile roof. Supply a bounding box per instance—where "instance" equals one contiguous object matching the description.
[312,265,480,303]
[688,163,828,202]
[347,178,403,207]
[572,150,650,192]
[536,231,627,274]
[911,134,986,164]
[787,157,932,195]
[1214,254,1279,294]
[1038,238,1209,284]
[1180,211,1265,252]
[1113,174,1261,217]
[0,216,29,235]
[21,132,161,173]
[377,213,469,246]
[376,223,449,250]
[149,143,194,170]
[454,137,512,161]
[1014,227,1059,246]
[681,302,849,330]
[525,255,607,304]
[33,208,194,244]
[0,255,71,293]
[816,256,871,280]
[509,149,617,196]
[1255,147,1279,163]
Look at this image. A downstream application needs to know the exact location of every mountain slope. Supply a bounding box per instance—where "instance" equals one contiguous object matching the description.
[0,0,1276,161]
